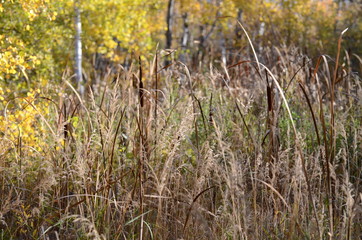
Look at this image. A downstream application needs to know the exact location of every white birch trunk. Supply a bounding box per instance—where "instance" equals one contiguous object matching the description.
[74,0,84,96]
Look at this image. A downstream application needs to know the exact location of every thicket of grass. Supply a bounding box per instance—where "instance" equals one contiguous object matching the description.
[1,37,361,239]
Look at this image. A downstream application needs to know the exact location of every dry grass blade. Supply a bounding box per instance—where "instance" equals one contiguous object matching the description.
[254,178,290,212]
[237,21,260,71]
[298,83,321,146]
[183,185,217,233]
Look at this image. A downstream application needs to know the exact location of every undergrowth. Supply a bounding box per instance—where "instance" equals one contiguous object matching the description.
[0,43,361,240]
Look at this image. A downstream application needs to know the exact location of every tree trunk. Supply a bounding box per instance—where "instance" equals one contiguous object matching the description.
[165,0,174,50]
[74,0,84,96]
[179,13,189,63]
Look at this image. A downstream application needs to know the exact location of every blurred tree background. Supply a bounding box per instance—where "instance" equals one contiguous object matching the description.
[1,0,361,87]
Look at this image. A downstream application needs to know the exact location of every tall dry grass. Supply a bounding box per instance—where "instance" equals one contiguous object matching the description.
[1,39,361,240]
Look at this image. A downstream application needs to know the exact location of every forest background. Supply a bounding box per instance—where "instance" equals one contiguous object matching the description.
[2,0,361,85]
